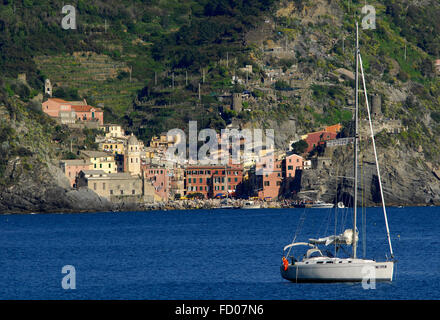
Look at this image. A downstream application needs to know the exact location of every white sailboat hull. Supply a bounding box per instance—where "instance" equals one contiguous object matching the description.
[281,259,394,283]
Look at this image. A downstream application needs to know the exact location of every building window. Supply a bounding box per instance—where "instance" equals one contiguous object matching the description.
[199,178,203,183]
[234,178,238,182]
[264,181,270,186]
[132,190,135,195]
[102,183,106,190]
[121,190,124,195]
[94,164,97,168]
[276,181,281,186]
[110,190,113,195]
[93,183,97,190]
[221,186,225,190]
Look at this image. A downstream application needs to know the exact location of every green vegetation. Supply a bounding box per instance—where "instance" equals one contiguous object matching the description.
[1,0,440,164]
[291,140,308,154]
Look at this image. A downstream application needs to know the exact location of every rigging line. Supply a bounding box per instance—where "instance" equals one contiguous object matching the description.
[361,154,367,258]
[286,207,308,257]
[358,52,394,259]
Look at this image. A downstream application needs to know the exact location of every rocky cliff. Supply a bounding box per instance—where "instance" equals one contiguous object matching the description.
[297,143,440,207]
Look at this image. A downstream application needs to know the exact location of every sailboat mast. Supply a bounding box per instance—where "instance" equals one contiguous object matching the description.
[353,21,359,259]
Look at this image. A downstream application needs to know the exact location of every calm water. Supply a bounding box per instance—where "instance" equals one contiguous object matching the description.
[0,206,438,300]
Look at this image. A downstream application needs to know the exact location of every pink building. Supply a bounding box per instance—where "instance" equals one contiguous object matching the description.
[60,159,92,187]
[285,154,304,178]
[42,98,104,125]
[256,157,283,200]
[143,165,170,201]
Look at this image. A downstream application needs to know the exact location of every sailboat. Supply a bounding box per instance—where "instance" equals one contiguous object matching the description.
[280,22,395,283]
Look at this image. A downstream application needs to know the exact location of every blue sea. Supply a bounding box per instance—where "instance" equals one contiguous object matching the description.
[0,206,438,300]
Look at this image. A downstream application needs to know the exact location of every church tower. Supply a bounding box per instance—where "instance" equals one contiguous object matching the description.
[125,133,141,175]
[44,79,52,97]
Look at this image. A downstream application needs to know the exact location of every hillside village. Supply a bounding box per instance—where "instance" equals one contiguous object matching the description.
[2,0,440,213]
[44,94,359,205]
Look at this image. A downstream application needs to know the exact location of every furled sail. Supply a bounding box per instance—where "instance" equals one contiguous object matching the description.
[309,229,358,246]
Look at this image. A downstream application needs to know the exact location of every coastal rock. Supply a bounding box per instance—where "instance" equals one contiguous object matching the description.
[296,146,440,207]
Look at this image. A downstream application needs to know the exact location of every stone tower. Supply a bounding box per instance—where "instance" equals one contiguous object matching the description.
[126,133,141,176]
[371,94,382,118]
[44,79,52,97]
[232,93,242,112]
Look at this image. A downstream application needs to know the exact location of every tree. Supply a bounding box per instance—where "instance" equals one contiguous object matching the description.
[291,140,308,154]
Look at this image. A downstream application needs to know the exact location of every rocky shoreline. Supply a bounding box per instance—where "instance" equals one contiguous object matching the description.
[0,195,434,215]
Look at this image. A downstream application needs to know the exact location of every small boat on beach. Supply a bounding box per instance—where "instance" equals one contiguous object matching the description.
[241,201,261,209]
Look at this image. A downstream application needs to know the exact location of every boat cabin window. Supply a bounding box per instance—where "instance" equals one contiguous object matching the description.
[316,261,324,264]
[326,261,333,264]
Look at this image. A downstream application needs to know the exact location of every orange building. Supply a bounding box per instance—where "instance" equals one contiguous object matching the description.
[324,123,342,134]
[185,164,244,198]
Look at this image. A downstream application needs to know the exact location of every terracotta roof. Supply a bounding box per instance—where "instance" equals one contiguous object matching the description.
[49,98,69,103]
[71,105,103,112]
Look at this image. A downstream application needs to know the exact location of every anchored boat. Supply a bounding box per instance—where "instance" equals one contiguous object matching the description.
[280,22,395,283]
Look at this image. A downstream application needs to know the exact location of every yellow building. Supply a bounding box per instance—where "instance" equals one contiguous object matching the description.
[100,124,125,138]
[80,150,117,173]
[99,141,125,155]
[150,132,177,149]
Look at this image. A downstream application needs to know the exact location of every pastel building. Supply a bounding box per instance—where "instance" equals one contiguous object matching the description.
[249,153,304,200]
[100,124,125,138]
[80,150,117,173]
[76,170,143,199]
[184,164,244,198]
[99,141,125,155]
[42,98,104,125]
[143,165,171,201]
[255,157,283,200]
[285,154,304,178]
[60,159,92,187]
